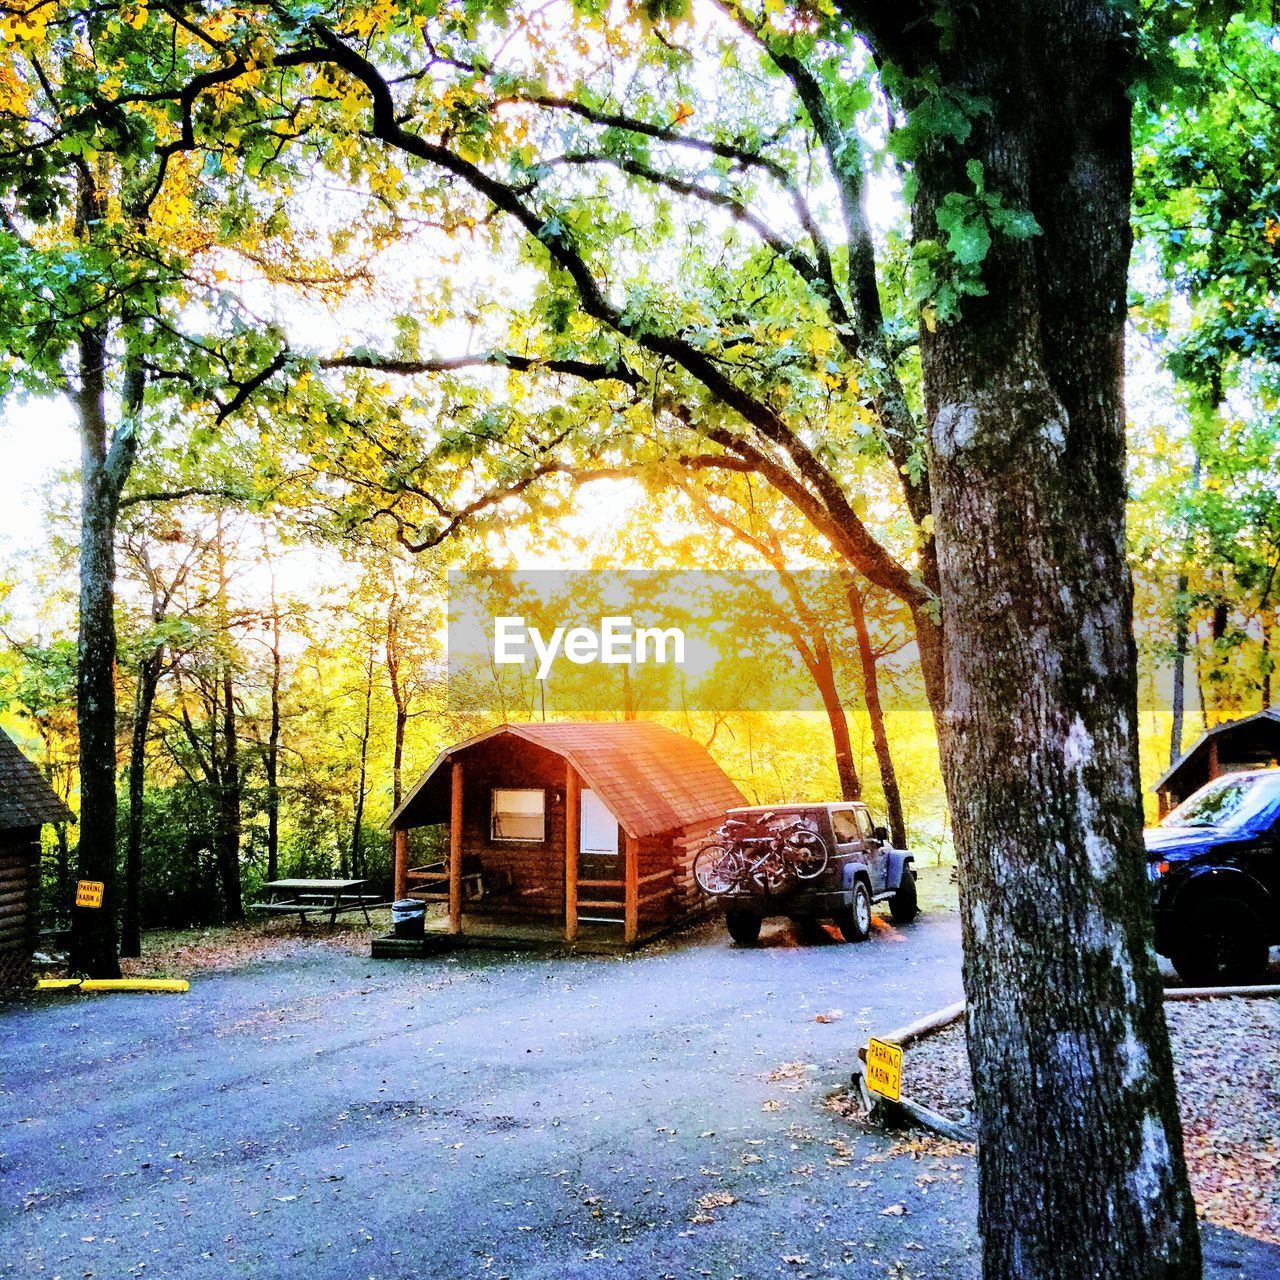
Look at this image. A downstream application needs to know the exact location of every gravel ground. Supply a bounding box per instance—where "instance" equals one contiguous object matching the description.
[905,998,1280,1244]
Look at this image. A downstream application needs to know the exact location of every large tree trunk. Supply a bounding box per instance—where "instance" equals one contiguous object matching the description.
[69,324,140,978]
[896,2,1202,1275]
[119,653,160,958]
[846,580,906,847]
[71,434,120,976]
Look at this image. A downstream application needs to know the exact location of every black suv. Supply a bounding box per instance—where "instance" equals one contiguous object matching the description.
[1146,768,1280,984]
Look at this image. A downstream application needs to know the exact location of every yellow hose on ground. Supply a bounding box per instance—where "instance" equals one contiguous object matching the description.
[36,977,190,993]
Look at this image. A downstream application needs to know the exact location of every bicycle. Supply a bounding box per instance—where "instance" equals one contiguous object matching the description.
[693,814,829,894]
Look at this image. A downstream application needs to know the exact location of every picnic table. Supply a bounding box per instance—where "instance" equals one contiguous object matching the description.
[251,879,378,927]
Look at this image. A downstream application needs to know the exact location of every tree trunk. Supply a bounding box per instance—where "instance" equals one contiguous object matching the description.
[69,323,140,978]
[846,579,906,847]
[386,581,406,810]
[896,1,1202,1274]
[1170,568,1189,766]
[392,708,407,811]
[212,522,242,922]
[810,635,861,801]
[54,820,70,923]
[217,664,243,921]
[119,653,160,958]
[1262,613,1272,710]
[266,582,282,883]
[351,643,375,879]
[1169,453,1201,764]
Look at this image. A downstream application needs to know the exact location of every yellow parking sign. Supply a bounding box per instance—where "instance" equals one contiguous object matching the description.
[75,880,104,909]
[865,1037,903,1102]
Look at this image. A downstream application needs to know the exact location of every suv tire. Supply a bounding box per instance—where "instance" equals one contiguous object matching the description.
[1171,894,1269,986]
[725,910,762,946]
[888,868,919,925]
[833,880,873,943]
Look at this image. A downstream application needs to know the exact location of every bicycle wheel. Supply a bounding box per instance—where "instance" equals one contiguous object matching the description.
[694,843,744,895]
[786,831,830,881]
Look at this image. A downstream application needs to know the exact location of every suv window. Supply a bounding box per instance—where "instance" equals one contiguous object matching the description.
[831,809,861,842]
[854,807,874,839]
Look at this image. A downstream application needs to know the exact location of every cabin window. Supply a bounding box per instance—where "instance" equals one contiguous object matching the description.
[491,788,546,842]
[579,789,619,855]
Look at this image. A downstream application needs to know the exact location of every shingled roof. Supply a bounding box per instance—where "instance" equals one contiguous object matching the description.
[0,727,72,830]
[390,721,746,839]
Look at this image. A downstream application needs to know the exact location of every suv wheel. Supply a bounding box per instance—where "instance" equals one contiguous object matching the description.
[888,868,919,925]
[725,910,762,947]
[1171,895,1269,986]
[833,880,873,943]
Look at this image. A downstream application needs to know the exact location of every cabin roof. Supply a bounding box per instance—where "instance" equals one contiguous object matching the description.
[0,727,73,831]
[389,721,747,839]
[1151,707,1280,794]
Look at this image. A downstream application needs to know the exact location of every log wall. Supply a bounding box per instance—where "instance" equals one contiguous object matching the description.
[0,828,39,994]
[453,737,570,914]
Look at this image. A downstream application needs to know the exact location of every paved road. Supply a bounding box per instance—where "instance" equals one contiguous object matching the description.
[1,903,1276,1279]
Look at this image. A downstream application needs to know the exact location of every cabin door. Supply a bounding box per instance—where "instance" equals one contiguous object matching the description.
[578,789,622,880]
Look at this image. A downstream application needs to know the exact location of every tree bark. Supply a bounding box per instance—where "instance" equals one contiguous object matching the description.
[1170,569,1190,767]
[350,641,375,879]
[386,580,407,810]
[846,578,906,847]
[266,566,282,883]
[119,652,160,958]
[69,322,141,978]
[1169,453,1201,764]
[216,663,243,921]
[809,634,861,802]
[212,522,243,922]
[870,1,1203,1274]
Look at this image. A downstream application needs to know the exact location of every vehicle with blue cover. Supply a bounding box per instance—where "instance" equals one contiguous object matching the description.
[697,802,918,946]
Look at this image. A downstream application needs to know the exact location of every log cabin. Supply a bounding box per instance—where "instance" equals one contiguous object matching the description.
[1153,707,1280,817]
[0,728,71,994]
[387,721,747,947]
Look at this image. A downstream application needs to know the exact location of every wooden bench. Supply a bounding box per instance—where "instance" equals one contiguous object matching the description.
[405,858,511,903]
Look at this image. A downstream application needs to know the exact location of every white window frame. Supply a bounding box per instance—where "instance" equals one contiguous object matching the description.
[490,788,546,843]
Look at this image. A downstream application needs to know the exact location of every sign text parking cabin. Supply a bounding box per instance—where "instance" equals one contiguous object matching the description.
[493,615,686,682]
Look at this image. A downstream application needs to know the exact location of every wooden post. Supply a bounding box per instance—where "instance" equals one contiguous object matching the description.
[1207,737,1220,781]
[624,832,639,946]
[393,826,409,903]
[565,766,580,943]
[449,760,464,935]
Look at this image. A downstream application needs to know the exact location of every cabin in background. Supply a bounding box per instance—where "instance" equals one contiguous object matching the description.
[383,721,746,951]
[0,728,71,994]
[1154,708,1280,816]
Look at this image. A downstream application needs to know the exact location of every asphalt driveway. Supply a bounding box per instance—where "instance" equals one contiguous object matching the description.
[2,903,1276,1279]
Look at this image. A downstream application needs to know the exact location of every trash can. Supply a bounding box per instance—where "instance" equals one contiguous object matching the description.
[392,898,426,940]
